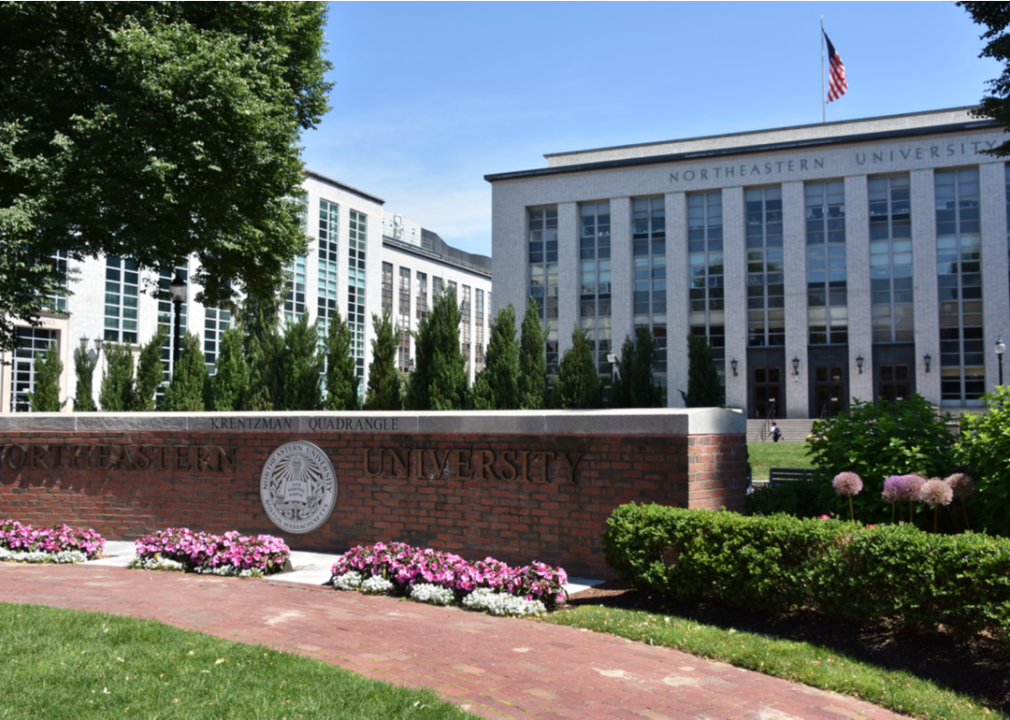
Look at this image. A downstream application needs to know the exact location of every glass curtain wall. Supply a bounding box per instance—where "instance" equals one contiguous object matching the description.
[632,198,667,393]
[317,199,339,348]
[936,169,984,406]
[104,257,139,344]
[347,210,367,390]
[580,202,612,375]
[528,207,559,373]
[805,182,848,344]
[687,192,725,395]
[398,267,411,370]
[745,188,784,346]
[868,175,913,342]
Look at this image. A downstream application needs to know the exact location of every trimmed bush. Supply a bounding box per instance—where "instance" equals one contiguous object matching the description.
[602,503,1010,642]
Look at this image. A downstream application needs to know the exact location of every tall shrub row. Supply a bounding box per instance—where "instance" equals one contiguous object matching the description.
[603,504,1010,642]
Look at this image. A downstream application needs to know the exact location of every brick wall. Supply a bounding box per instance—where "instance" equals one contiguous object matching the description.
[0,426,747,578]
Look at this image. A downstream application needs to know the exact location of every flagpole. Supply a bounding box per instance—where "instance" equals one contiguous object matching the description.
[821,16,826,123]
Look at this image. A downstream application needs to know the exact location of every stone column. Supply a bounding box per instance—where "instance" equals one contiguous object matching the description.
[557,202,578,355]
[666,191,689,407]
[722,188,747,412]
[911,169,940,405]
[845,175,873,404]
[782,181,808,418]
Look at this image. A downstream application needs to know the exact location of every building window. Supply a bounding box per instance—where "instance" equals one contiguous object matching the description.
[104,257,139,344]
[381,262,393,315]
[204,307,230,373]
[580,202,612,376]
[745,187,784,347]
[433,276,443,299]
[157,264,188,384]
[45,250,69,314]
[461,285,472,373]
[632,198,667,394]
[317,198,339,346]
[284,255,306,323]
[347,210,367,389]
[687,192,724,394]
[528,207,559,373]
[936,169,983,407]
[416,271,428,322]
[448,280,457,296]
[868,175,913,343]
[806,181,847,345]
[399,267,411,371]
[11,327,56,412]
[475,288,485,373]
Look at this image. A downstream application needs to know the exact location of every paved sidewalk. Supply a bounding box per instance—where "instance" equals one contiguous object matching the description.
[0,562,909,720]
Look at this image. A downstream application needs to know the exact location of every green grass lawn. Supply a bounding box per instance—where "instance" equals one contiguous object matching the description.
[747,441,814,481]
[541,606,1002,720]
[0,602,474,720]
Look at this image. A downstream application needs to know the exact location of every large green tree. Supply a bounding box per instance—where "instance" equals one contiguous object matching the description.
[365,311,401,410]
[324,308,359,410]
[281,314,323,411]
[518,300,548,410]
[72,340,99,411]
[134,327,170,411]
[160,332,206,411]
[99,342,135,412]
[680,333,723,407]
[405,287,467,410]
[27,343,63,412]
[611,328,663,408]
[962,3,1010,155]
[553,326,602,410]
[470,303,521,410]
[211,326,249,412]
[0,2,332,351]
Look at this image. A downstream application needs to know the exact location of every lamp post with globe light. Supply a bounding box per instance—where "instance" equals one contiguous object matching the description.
[169,274,187,368]
[996,336,1005,387]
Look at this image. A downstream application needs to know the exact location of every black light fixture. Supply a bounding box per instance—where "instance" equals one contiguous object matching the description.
[169,273,187,368]
[856,355,864,374]
[924,353,932,374]
[996,336,1006,386]
[792,356,800,381]
[730,358,738,377]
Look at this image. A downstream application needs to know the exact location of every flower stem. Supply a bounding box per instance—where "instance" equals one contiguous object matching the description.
[848,495,854,523]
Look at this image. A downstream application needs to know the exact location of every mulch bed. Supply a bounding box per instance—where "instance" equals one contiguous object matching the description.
[565,582,1010,714]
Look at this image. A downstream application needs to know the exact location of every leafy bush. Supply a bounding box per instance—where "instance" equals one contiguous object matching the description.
[746,481,828,518]
[807,395,956,523]
[602,503,1010,642]
[956,386,1010,536]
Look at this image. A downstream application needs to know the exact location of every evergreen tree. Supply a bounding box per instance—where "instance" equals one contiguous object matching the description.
[680,332,723,407]
[365,310,401,410]
[404,287,467,410]
[160,332,206,411]
[611,327,662,408]
[553,325,602,409]
[281,314,323,410]
[27,343,63,411]
[99,342,135,412]
[241,293,284,410]
[470,303,521,410]
[518,299,547,410]
[324,307,359,410]
[211,326,250,412]
[72,339,99,411]
[133,327,169,411]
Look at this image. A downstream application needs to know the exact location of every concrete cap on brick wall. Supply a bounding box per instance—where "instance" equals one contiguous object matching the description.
[0,408,745,436]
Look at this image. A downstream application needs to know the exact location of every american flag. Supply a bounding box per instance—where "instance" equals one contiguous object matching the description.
[824,31,848,103]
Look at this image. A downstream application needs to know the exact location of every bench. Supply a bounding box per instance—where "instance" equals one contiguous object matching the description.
[768,467,816,489]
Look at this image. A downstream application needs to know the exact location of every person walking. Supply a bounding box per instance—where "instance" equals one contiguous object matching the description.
[769,422,782,443]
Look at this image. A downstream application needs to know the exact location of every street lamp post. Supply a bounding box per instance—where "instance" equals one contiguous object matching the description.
[169,274,187,369]
[996,336,1006,386]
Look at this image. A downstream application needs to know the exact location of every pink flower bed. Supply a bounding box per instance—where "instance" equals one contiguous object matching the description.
[0,520,105,559]
[134,528,290,575]
[331,542,568,608]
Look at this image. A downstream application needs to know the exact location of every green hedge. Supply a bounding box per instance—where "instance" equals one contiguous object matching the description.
[602,504,1010,642]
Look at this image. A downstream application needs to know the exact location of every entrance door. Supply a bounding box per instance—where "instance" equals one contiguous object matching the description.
[753,367,781,419]
[879,364,910,404]
[10,327,55,412]
[814,365,845,418]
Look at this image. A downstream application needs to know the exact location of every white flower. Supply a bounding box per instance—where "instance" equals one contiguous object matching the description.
[409,583,455,606]
[463,588,546,617]
[333,571,363,590]
[359,575,394,595]
[0,547,87,564]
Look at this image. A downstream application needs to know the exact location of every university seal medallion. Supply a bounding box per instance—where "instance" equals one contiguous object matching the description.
[259,441,337,534]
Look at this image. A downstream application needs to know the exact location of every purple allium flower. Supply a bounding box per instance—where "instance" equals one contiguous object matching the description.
[832,472,863,497]
[945,473,975,499]
[882,474,923,503]
[918,479,954,507]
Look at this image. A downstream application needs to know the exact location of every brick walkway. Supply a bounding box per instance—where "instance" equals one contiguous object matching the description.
[0,563,909,720]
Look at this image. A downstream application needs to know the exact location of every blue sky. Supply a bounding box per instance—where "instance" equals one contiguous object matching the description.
[300,1,1002,258]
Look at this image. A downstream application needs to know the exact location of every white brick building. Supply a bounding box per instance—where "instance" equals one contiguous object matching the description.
[486,107,1010,419]
[0,171,492,411]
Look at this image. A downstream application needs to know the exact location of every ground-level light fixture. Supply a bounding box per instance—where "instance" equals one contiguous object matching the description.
[996,336,1005,386]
